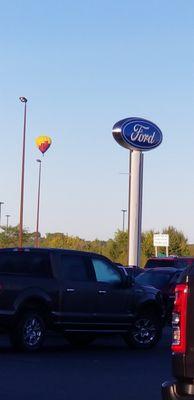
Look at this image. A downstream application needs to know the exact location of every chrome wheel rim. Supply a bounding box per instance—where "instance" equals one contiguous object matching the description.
[23,317,43,347]
[131,317,156,345]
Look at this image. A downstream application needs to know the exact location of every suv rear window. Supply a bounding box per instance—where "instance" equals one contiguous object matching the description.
[0,252,52,278]
[145,259,176,268]
[145,258,194,269]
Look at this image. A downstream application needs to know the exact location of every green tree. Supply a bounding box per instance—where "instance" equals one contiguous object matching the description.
[0,225,35,248]
[188,244,194,256]
[163,226,189,256]
[141,227,190,266]
[105,230,128,265]
[41,233,66,248]
[141,230,155,266]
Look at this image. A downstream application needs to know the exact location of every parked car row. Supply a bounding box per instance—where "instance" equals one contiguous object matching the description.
[135,267,181,323]
[117,256,194,399]
[0,249,193,355]
[118,256,194,325]
[119,256,194,400]
[0,248,164,352]
[1,248,192,397]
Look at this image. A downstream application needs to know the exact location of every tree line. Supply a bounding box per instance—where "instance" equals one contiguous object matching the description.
[0,225,192,267]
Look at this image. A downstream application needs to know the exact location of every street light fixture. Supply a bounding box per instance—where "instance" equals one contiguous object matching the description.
[19,97,27,103]
[121,209,127,232]
[18,96,27,247]
[0,202,4,227]
[35,159,42,247]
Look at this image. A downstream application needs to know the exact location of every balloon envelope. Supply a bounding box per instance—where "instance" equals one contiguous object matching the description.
[36,136,52,154]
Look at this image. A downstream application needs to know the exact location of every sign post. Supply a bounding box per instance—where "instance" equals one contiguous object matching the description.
[112,117,163,266]
[128,150,144,266]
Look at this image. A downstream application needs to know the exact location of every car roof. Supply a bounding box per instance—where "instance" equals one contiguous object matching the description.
[0,247,111,259]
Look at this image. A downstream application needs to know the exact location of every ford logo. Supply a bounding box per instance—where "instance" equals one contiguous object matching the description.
[112,117,163,151]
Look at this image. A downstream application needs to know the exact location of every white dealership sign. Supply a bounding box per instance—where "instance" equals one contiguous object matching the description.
[153,234,169,257]
[153,234,169,247]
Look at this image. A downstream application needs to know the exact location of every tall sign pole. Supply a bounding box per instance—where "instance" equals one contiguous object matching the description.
[113,117,163,266]
[127,150,132,263]
[128,150,144,266]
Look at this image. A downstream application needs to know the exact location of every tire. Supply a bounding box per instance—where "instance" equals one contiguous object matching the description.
[10,312,45,352]
[123,311,162,349]
[65,333,95,347]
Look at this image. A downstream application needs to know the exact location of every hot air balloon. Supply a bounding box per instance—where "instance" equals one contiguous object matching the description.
[35,136,52,155]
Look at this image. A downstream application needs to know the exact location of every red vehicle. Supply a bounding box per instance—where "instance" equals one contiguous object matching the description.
[162,263,194,399]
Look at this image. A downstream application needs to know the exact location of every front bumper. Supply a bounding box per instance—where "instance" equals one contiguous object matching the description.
[162,380,194,400]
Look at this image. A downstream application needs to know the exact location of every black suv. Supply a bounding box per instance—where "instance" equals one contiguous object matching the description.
[0,248,164,351]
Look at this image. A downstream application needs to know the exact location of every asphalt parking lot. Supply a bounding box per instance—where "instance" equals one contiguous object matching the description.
[0,328,172,400]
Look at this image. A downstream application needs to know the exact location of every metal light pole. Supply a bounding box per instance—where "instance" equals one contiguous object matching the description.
[0,202,4,227]
[121,209,127,231]
[35,159,42,247]
[5,214,10,231]
[18,96,27,248]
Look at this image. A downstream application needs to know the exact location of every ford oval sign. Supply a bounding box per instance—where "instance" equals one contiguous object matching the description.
[112,117,163,151]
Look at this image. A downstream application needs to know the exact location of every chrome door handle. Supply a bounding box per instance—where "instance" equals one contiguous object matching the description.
[66,288,75,292]
[98,290,107,294]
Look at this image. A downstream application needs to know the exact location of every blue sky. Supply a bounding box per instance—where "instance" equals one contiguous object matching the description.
[0,0,194,242]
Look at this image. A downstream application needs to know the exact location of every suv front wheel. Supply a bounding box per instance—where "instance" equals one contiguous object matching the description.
[123,311,162,349]
[10,312,45,352]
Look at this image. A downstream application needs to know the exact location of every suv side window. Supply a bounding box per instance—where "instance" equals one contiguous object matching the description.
[91,258,122,284]
[60,254,91,281]
[0,252,52,278]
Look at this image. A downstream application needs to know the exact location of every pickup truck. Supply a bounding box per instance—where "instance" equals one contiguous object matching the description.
[162,265,194,399]
[0,247,164,351]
